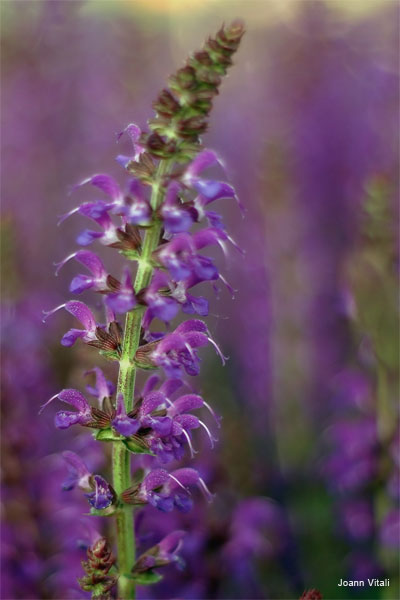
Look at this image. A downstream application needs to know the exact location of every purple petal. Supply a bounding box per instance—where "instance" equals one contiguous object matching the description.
[182,294,209,316]
[193,180,235,201]
[76,229,104,246]
[57,389,91,412]
[174,493,193,513]
[112,393,139,436]
[61,451,91,491]
[86,174,121,201]
[162,206,195,234]
[140,391,166,416]
[182,332,209,349]
[142,469,170,492]
[150,494,174,512]
[69,275,94,294]
[123,198,152,225]
[64,300,97,331]
[158,530,185,556]
[79,201,112,220]
[148,296,179,323]
[148,416,173,436]
[159,379,185,398]
[142,375,161,396]
[193,227,227,250]
[174,414,200,430]
[170,394,203,415]
[61,328,87,347]
[185,150,219,179]
[55,411,86,429]
[106,291,136,314]
[75,250,107,278]
[85,367,114,402]
[175,319,208,335]
[169,467,200,487]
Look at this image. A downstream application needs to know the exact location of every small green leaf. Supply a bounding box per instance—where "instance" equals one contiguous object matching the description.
[130,571,163,585]
[95,429,121,442]
[99,350,121,362]
[122,436,154,455]
[121,249,140,261]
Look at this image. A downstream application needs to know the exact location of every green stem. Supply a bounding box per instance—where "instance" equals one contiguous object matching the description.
[112,159,170,600]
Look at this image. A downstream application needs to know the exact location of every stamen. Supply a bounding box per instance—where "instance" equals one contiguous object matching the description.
[227,234,245,255]
[184,342,196,360]
[181,429,197,458]
[198,419,218,448]
[38,393,59,415]
[219,274,236,298]
[57,207,80,226]
[207,336,228,365]
[167,473,189,493]
[197,477,214,503]
[54,252,78,276]
[203,400,222,428]
[42,304,66,323]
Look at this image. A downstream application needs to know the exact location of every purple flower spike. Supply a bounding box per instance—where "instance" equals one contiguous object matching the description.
[112,393,139,437]
[106,267,136,314]
[39,388,92,429]
[85,475,114,510]
[116,123,145,167]
[62,451,92,492]
[85,367,114,406]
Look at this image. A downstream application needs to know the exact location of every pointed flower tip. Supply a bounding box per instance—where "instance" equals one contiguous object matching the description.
[42,304,66,323]
[39,392,59,415]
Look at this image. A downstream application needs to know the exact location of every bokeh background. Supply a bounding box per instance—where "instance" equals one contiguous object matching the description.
[1,1,399,599]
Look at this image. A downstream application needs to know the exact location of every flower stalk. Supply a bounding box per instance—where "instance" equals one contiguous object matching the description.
[113,159,172,599]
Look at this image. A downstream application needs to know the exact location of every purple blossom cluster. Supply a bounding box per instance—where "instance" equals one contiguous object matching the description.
[41,22,245,598]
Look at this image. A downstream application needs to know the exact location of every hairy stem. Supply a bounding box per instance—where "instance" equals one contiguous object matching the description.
[112,159,170,600]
